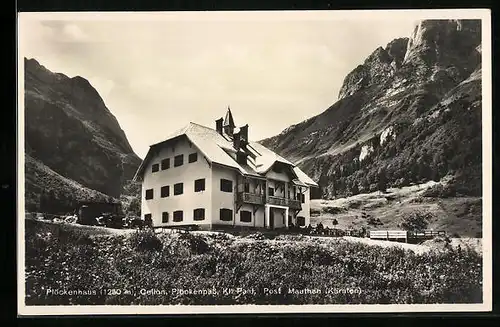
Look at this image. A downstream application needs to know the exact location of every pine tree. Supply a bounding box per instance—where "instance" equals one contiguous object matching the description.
[377,167,387,193]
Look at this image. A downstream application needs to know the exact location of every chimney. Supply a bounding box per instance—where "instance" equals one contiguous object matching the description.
[233,131,241,150]
[240,124,248,144]
[216,118,223,134]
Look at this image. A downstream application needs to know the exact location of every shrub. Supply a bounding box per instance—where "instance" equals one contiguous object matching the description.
[322,206,346,215]
[401,211,431,232]
[179,233,210,255]
[422,183,456,198]
[409,196,425,203]
[347,200,362,209]
[245,232,266,240]
[129,230,163,252]
[331,219,338,226]
[24,219,483,306]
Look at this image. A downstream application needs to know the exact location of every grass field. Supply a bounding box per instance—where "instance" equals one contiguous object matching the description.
[24,219,483,306]
[310,182,482,237]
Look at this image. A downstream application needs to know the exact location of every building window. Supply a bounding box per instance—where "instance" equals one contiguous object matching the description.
[193,208,205,221]
[144,213,152,225]
[194,178,205,192]
[240,210,252,223]
[296,192,301,201]
[244,182,250,193]
[174,183,183,195]
[268,187,275,197]
[174,154,184,167]
[161,185,170,198]
[152,163,159,173]
[145,189,154,200]
[173,210,183,222]
[188,152,198,163]
[220,208,233,221]
[297,216,306,226]
[161,158,170,170]
[162,212,169,223]
[301,193,306,203]
[237,153,247,165]
[220,179,233,192]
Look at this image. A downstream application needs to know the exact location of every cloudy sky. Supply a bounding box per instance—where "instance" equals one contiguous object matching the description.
[19,11,422,159]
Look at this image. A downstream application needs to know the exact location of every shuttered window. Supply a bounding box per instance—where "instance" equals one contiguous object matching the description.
[193,208,205,221]
[161,158,170,170]
[174,183,183,195]
[173,211,183,222]
[220,179,233,192]
[161,185,170,198]
[220,208,233,221]
[144,213,152,225]
[174,154,184,167]
[240,210,252,223]
[188,152,198,163]
[194,179,205,192]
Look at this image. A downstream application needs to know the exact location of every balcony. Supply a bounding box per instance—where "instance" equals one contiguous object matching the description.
[268,196,302,210]
[238,192,302,210]
[268,196,287,206]
[238,192,265,205]
[287,198,302,210]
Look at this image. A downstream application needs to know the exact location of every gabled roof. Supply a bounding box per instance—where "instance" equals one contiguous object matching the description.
[133,122,318,187]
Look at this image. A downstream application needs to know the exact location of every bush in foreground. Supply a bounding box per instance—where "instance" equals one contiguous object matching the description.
[25,220,482,305]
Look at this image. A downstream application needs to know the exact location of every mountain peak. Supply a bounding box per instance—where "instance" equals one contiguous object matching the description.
[24,59,141,199]
[338,19,480,101]
[402,19,481,66]
[261,18,482,202]
[24,57,40,66]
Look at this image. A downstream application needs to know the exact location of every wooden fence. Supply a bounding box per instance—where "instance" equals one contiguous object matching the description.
[370,230,446,243]
[369,230,408,242]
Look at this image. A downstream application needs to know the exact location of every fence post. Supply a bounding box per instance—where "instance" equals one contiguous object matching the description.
[386,230,389,240]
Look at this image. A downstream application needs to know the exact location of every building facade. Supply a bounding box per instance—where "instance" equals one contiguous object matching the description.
[133,109,317,230]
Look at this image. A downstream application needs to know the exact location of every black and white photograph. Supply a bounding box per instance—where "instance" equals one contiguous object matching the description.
[17,9,492,315]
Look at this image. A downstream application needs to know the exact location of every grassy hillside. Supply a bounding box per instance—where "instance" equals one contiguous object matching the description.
[310,181,482,237]
[25,219,482,305]
[25,154,116,212]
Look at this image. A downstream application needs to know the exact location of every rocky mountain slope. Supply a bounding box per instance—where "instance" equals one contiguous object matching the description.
[24,58,142,211]
[260,19,482,199]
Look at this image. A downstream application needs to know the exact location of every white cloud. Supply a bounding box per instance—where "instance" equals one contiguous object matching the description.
[19,13,419,159]
[61,23,89,42]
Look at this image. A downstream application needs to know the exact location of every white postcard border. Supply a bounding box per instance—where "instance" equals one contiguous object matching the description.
[17,8,493,316]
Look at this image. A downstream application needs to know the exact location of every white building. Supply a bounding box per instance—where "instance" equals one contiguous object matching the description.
[133,108,318,230]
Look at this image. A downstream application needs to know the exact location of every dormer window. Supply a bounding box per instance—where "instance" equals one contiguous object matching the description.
[237,152,247,165]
